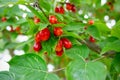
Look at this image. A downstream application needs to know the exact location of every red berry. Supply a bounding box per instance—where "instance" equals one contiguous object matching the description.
[59,6,64,14]
[35,32,41,43]
[71,4,76,12]
[55,40,63,52]
[15,26,21,32]
[34,18,40,24]
[89,36,95,43]
[49,15,58,24]
[61,38,72,49]
[55,7,59,13]
[56,49,64,56]
[54,27,63,36]
[88,20,94,25]
[1,17,7,22]
[36,28,50,42]
[66,3,72,10]
[33,42,42,52]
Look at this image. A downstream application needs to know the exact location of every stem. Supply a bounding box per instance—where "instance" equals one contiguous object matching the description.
[49,68,65,73]
[92,56,106,62]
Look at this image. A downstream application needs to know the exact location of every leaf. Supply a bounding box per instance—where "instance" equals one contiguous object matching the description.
[0,71,15,80]
[63,22,85,32]
[94,22,110,36]
[101,39,120,54]
[111,53,120,73]
[26,5,48,23]
[111,20,120,39]
[66,58,107,80]
[86,25,100,39]
[9,54,47,80]
[65,44,89,59]
[45,73,60,80]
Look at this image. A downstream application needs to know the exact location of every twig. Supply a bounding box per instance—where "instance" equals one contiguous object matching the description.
[92,56,106,62]
[49,68,65,73]
[33,0,48,19]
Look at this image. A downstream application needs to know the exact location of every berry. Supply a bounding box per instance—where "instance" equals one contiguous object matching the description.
[89,36,95,43]
[55,40,63,52]
[71,4,76,12]
[61,38,72,49]
[59,6,64,14]
[54,27,63,36]
[15,26,21,32]
[1,17,7,22]
[35,28,50,42]
[88,20,94,25]
[49,15,58,24]
[35,32,41,43]
[56,49,64,56]
[66,3,72,10]
[55,7,59,13]
[33,42,42,52]
[34,17,40,24]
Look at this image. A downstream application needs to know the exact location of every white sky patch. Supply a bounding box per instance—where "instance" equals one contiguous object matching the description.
[19,4,31,12]
[83,20,87,24]
[0,49,11,62]
[84,14,89,19]
[8,4,13,7]
[47,64,54,72]
[22,13,27,18]
[106,19,116,29]
[104,15,109,22]
[0,60,10,71]
[15,35,29,43]
[14,50,25,55]
[78,10,83,15]
[101,0,107,6]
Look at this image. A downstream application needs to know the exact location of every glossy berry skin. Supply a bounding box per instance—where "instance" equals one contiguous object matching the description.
[35,32,41,43]
[88,20,94,25]
[89,36,95,43]
[35,28,50,42]
[66,3,72,10]
[1,17,7,22]
[55,7,59,13]
[54,27,63,37]
[49,15,58,24]
[71,4,76,12]
[55,40,63,52]
[61,38,72,49]
[59,6,65,14]
[56,49,64,56]
[33,42,42,52]
[34,18,40,24]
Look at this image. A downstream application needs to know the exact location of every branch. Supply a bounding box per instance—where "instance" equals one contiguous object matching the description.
[77,39,116,57]
[49,68,65,73]
[33,0,48,19]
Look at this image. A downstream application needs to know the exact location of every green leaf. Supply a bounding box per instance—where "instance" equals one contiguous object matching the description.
[9,54,47,80]
[86,25,100,39]
[94,22,110,36]
[66,58,107,80]
[65,44,89,59]
[0,71,15,80]
[101,39,120,54]
[111,20,120,39]
[26,5,48,23]
[63,22,85,32]
[111,53,120,73]
[45,73,60,80]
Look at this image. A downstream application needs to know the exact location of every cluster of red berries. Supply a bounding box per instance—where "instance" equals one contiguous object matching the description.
[33,15,72,56]
[9,26,21,33]
[55,2,76,14]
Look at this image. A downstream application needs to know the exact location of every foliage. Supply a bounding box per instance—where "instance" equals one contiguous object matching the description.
[0,0,120,80]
